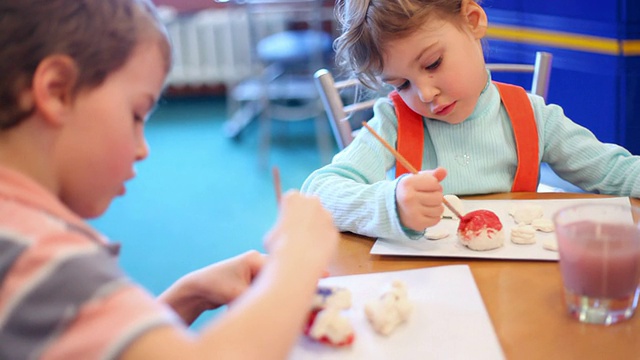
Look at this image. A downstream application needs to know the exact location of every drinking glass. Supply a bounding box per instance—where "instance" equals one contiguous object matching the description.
[554,203,640,325]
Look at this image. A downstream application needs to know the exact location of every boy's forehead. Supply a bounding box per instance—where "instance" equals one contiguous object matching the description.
[111,41,168,99]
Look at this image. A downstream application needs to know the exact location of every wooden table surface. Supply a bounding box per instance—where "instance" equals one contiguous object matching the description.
[327,193,640,360]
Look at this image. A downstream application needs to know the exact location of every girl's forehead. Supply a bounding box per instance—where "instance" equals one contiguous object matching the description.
[381,19,452,53]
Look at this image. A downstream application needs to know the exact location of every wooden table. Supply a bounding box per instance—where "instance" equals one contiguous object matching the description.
[328,193,640,360]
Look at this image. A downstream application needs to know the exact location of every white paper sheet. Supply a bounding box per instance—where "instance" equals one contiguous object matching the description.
[371,197,631,260]
[289,265,504,360]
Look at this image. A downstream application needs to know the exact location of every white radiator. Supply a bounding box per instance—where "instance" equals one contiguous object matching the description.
[159,7,289,87]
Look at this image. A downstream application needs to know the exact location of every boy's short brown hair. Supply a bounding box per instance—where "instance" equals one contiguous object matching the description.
[0,0,171,129]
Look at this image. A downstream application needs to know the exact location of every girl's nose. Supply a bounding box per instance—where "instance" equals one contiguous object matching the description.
[416,82,439,103]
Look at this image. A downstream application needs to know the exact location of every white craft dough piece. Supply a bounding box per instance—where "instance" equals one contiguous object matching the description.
[442,194,463,218]
[458,228,505,251]
[510,225,537,245]
[542,238,559,252]
[531,218,555,232]
[509,204,544,225]
[308,307,355,345]
[425,228,449,240]
[364,281,412,336]
[312,286,352,310]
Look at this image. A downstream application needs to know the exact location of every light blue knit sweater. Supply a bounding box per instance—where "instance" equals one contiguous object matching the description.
[301,75,640,240]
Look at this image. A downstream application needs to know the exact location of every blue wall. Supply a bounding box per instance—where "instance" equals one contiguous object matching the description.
[482,0,640,154]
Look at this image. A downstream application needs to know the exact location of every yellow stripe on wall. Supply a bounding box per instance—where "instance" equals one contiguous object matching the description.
[623,40,640,56]
[486,24,640,56]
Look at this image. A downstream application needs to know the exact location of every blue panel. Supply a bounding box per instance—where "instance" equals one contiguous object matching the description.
[622,57,640,155]
[550,70,620,146]
[483,0,618,22]
[484,8,620,38]
[481,0,521,12]
[485,40,640,154]
[478,0,640,155]
[623,1,640,23]
[520,0,619,23]
[485,40,619,79]
[622,1,640,37]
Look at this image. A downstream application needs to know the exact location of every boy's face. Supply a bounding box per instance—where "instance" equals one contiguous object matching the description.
[380,17,487,125]
[54,41,167,218]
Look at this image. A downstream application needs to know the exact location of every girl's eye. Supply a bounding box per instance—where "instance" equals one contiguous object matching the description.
[395,80,410,91]
[426,57,442,71]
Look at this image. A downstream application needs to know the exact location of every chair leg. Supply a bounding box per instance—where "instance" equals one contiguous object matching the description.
[223,100,264,139]
[258,100,272,170]
[314,111,334,165]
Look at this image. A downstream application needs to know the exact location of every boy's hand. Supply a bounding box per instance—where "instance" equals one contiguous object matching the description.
[396,167,447,232]
[263,191,339,276]
[159,250,266,325]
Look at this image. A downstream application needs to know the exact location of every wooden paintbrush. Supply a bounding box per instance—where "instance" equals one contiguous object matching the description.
[360,121,464,219]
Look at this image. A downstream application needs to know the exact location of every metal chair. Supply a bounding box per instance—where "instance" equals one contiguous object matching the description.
[314,51,553,151]
[223,0,335,167]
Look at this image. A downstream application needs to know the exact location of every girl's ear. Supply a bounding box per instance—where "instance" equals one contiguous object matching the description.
[461,0,488,39]
[32,55,78,126]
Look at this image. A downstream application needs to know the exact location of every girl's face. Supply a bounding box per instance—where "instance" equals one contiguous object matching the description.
[55,41,167,218]
[381,14,488,125]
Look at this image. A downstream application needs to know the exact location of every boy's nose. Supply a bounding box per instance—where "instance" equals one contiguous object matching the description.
[136,138,150,161]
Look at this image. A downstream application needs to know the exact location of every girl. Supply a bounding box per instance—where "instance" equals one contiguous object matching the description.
[301,0,640,241]
[0,0,338,359]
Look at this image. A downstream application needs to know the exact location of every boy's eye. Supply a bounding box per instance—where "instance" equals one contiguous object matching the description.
[426,57,442,71]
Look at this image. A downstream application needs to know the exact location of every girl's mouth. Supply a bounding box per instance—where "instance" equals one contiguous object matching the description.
[434,102,456,116]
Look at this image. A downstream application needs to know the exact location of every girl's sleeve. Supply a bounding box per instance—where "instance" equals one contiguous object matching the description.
[534,96,640,197]
[301,99,424,240]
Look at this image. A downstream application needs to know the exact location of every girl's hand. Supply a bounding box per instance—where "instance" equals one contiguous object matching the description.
[396,167,447,231]
[158,250,266,325]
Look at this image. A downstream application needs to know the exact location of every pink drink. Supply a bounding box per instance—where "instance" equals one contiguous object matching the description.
[557,221,640,299]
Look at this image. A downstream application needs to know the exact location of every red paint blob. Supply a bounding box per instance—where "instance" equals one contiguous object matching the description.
[458,209,503,233]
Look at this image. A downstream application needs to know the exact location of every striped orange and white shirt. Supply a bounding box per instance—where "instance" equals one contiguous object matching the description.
[0,166,180,359]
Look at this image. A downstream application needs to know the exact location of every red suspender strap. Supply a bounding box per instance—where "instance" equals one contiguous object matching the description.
[389,90,424,178]
[493,81,540,192]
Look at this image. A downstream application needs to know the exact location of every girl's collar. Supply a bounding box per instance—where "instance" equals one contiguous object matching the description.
[466,70,497,121]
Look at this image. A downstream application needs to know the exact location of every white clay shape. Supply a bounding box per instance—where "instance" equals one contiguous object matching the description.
[364,281,413,336]
[425,228,449,240]
[542,238,559,252]
[510,225,537,245]
[509,204,544,225]
[308,307,355,345]
[531,218,555,232]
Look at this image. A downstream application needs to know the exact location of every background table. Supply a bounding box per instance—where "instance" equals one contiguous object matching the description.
[328,193,640,359]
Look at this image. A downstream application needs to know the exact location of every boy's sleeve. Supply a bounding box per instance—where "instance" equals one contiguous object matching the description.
[0,231,180,360]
